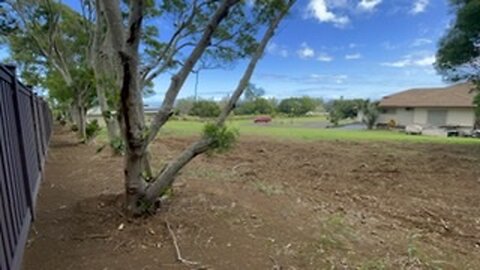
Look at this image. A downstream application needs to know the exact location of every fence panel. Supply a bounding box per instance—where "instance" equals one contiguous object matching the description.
[0,64,52,270]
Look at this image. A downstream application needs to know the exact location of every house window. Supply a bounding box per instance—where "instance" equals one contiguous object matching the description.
[405,107,413,111]
[381,108,396,114]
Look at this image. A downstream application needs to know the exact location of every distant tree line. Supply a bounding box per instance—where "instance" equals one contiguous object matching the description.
[174,83,379,128]
[173,83,326,118]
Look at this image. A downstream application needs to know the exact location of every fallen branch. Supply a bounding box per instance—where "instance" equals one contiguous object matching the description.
[165,219,199,266]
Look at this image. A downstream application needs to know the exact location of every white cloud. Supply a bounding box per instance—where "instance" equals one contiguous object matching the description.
[345,53,362,60]
[413,55,435,66]
[306,0,350,27]
[381,59,411,68]
[358,0,382,11]
[297,42,315,59]
[381,54,435,68]
[279,50,289,58]
[382,41,399,50]
[267,42,289,58]
[309,73,348,84]
[317,53,334,62]
[411,0,429,14]
[411,38,432,47]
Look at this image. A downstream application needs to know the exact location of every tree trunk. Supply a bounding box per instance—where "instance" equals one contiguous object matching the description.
[144,0,293,206]
[96,84,121,142]
[91,0,122,147]
[102,0,294,216]
[71,100,87,140]
[79,105,87,140]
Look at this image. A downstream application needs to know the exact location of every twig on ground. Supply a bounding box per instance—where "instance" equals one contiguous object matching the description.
[269,256,282,270]
[231,162,251,174]
[72,233,110,241]
[165,219,199,266]
[113,240,127,251]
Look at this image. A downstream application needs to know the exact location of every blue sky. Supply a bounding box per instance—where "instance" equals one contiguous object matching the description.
[146,0,453,105]
[1,0,454,104]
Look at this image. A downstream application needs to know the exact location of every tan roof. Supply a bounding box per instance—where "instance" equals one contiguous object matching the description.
[379,83,476,108]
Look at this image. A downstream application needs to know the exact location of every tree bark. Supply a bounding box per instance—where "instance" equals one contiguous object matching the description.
[71,99,87,140]
[103,0,148,215]
[92,0,121,145]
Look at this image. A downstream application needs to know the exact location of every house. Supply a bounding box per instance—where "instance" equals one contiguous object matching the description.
[378,83,477,129]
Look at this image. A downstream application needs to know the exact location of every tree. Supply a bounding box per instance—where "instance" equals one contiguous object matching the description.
[277,96,317,116]
[360,100,379,130]
[102,0,295,215]
[189,100,221,118]
[327,98,363,125]
[174,97,196,115]
[81,0,123,146]
[435,0,480,84]
[436,0,480,125]
[243,83,266,101]
[235,97,276,115]
[1,0,94,139]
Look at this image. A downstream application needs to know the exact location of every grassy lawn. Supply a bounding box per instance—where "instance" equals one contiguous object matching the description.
[95,115,480,144]
[157,117,480,144]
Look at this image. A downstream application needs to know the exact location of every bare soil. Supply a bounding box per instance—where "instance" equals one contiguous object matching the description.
[23,127,480,269]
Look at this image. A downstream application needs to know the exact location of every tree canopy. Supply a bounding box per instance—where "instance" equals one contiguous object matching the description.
[435,0,480,83]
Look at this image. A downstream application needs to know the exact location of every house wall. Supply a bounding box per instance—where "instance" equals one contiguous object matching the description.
[377,108,414,126]
[446,108,475,126]
[378,107,475,127]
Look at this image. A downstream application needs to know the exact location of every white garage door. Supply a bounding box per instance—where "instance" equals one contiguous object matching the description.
[427,109,447,126]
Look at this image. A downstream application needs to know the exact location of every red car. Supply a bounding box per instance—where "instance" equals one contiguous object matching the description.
[254,116,272,123]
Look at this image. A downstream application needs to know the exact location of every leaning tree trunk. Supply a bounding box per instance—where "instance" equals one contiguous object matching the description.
[96,83,121,142]
[91,0,121,146]
[143,0,291,204]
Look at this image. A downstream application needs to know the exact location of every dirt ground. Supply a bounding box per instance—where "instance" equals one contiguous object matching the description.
[22,127,480,270]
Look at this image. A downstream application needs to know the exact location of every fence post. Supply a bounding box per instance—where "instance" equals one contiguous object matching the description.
[36,97,46,156]
[6,64,35,218]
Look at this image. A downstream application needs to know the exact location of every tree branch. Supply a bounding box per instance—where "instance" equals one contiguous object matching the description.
[144,0,241,150]
[144,0,295,201]
[140,0,198,83]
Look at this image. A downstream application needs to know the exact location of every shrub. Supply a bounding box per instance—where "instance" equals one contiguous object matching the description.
[203,123,238,153]
[361,101,379,130]
[327,98,365,125]
[175,97,196,115]
[70,124,79,132]
[110,137,125,155]
[235,97,276,115]
[277,97,318,116]
[189,100,221,118]
[85,119,101,140]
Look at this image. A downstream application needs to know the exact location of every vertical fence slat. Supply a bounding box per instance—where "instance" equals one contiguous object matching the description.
[0,141,12,270]
[29,90,42,171]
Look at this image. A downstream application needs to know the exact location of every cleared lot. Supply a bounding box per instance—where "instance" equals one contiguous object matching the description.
[24,128,480,269]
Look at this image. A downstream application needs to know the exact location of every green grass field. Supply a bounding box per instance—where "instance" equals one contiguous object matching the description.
[96,116,480,144]
[155,117,480,144]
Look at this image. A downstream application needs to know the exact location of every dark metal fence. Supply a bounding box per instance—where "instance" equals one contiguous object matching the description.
[0,64,52,270]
